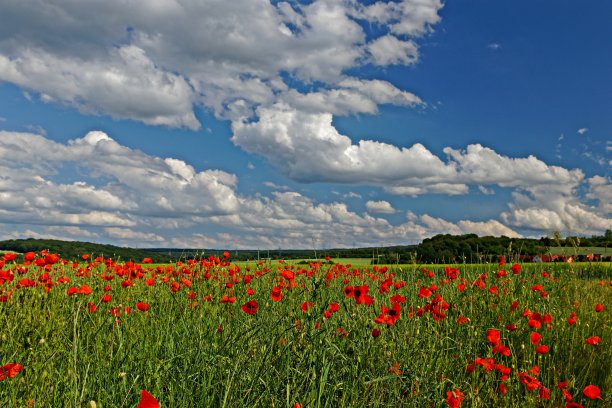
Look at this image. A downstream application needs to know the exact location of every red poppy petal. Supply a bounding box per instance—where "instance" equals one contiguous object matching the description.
[138,389,160,408]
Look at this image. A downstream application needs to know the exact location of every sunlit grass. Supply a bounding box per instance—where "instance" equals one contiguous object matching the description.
[0,253,609,407]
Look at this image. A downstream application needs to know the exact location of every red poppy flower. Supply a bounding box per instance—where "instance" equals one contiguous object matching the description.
[585,336,600,346]
[371,328,380,338]
[136,301,150,312]
[2,253,16,262]
[445,388,465,408]
[487,329,501,345]
[528,319,541,329]
[388,362,402,375]
[241,300,258,315]
[374,302,401,326]
[444,266,459,280]
[390,294,406,304]
[595,304,604,313]
[44,253,60,264]
[78,285,92,295]
[418,286,432,299]
[517,372,541,391]
[170,281,180,292]
[583,385,602,400]
[300,301,313,313]
[24,252,36,262]
[220,295,235,304]
[495,363,511,377]
[492,344,511,356]
[138,389,160,408]
[567,312,578,325]
[352,285,373,305]
[457,316,470,325]
[530,332,542,345]
[270,286,283,302]
[1,363,24,379]
[535,345,549,354]
[511,263,521,274]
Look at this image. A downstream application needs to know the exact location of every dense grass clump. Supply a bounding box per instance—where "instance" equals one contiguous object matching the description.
[0,253,609,407]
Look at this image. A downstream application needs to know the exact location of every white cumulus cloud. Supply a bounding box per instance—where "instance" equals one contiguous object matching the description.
[1,130,609,248]
[366,200,396,214]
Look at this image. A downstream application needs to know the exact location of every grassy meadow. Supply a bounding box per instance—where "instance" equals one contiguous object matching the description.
[0,252,609,407]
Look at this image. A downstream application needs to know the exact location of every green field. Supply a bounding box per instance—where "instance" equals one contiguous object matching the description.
[0,254,609,406]
[548,247,611,256]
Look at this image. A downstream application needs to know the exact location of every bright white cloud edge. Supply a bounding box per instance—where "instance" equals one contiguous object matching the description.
[0,130,610,249]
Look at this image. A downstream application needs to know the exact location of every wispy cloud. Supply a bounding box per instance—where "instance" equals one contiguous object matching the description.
[25,124,47,136]
[263,181,290,191]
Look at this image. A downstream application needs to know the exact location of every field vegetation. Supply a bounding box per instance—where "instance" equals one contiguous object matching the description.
[0,251,609,407]
[1,230,610,265]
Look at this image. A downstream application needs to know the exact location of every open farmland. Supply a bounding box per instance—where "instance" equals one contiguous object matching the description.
[0,251,609,407]
[548,247,611,257]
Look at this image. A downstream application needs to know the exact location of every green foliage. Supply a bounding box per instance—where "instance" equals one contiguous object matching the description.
[0,260,609,406]
[0,238,173,263]
[1,231,610,264]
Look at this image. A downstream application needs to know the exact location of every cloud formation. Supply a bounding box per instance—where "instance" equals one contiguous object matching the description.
[0,0,442,126]
[0,130,239,227]
[233,105,584,195]
[1,130,609,248]
[366,200,396,214]
[0,0,488,196]
[0,2,609,247]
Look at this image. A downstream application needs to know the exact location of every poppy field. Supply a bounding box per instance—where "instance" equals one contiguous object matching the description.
[0,251,609,407]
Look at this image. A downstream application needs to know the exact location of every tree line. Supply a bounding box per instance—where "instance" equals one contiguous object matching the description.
[1,230,610,264]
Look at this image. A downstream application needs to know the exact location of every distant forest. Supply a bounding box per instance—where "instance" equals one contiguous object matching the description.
[0,230,610,264]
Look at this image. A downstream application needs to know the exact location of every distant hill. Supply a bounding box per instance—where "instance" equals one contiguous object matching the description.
[1,231,610,263]
[0,238,173,263]
[413,232,611,264]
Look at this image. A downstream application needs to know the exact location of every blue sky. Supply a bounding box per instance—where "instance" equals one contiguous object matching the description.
[0,0,610,249]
